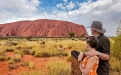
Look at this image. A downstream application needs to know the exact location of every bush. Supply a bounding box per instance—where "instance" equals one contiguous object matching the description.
[0,56,6,61]
[29,50,35,55]
[40,41,45,45]
[0,50,6,55]
[11,42,18,46]
[12,54,22,62]
[14,50,24,57]
[8,59,15,64]
[6,48,14,52]
[34,47,68,58]
[56,50,68,56]
[26,36,32,40]
[21,71,44,75]
[67,55,71,62]
[110,22,121,73]
[34,51,51,57]
[47,61,71,75]
[22,49,30,54]
[23,61,30,66]
[22,49,35,55]
[110,57,121,72]
[28,62,34,69]
[68,32,75,37]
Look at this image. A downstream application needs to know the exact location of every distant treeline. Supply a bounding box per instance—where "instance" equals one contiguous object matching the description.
[0,36,86,39]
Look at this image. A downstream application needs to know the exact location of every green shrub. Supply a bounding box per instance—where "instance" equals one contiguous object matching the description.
[47,61,71,75]
[110,23,121,73]
[110,57,121,72]
[68,32,75,37]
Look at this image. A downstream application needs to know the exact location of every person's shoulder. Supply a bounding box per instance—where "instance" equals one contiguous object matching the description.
[101,34,108,39]
[100,34,109,41]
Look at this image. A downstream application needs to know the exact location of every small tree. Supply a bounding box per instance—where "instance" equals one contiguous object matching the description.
[80,33,85,38]
[111,21,121,73]
[26,36,32,40]
[68,32,75,37]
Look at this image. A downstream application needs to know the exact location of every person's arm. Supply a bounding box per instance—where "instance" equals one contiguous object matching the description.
[85,38,110,60]
[78,52,84,61]
[79,56,96,75]
[85,51,110,60]
[98,52,110,60]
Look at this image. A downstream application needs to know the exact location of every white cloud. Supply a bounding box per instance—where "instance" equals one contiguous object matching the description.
[55,0,121,36]
[0,0,41,23]
[0,0,41,13]
[67,1,76,10]
[56,3,66,10]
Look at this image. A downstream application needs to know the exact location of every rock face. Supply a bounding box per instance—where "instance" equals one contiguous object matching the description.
[0,19,88,37]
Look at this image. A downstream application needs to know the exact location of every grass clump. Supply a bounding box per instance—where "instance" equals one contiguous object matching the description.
[8,59,15,64]
[6,48,15,52]
[14,50,24,57]
[34,50,51,57]
[11,54,22,62]
[0,56,6,61]
[28,62,35,69]
[110,57,121,73]
[23,61,30,66]
[67,54,71,62]
[21,71,44,75]
[47,61,71,75]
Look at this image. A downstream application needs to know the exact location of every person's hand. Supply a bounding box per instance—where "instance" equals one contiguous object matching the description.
[78,52,84,61]
[86,50,99,57]
[79,61,83,70]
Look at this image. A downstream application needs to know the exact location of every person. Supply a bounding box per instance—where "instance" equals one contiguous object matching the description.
[78,21,110,75]
[78,36,99,75]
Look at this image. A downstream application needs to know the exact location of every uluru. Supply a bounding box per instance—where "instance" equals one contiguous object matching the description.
[0,19,88,37]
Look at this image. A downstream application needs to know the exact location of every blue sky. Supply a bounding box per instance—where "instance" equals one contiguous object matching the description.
[0,0,121,36]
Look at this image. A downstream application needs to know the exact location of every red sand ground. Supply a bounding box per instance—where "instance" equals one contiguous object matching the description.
[0,52,71,75]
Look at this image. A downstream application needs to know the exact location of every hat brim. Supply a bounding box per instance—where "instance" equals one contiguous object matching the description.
[87,27,106,33]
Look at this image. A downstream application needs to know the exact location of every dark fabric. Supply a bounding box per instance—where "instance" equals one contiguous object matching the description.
[71,50,80,60]
[96,34,110,75]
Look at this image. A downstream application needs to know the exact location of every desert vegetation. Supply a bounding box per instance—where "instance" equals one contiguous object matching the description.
[109,23,121,75]
[0,37,86,75]
[0,23,121,75]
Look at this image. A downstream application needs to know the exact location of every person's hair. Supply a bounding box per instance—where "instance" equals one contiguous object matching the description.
[86,36,98,48]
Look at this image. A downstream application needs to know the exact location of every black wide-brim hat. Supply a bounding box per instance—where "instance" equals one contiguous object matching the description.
[87,21,106,33]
